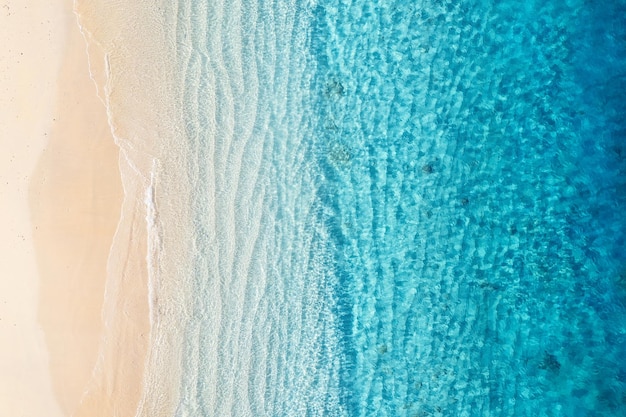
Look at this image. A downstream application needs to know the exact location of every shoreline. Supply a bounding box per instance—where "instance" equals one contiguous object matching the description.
[70,1,190,416]
[27,0,149,415]
[1,0,189,414]
[0,0,137,415]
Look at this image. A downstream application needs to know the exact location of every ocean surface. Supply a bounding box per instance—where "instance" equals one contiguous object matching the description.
[143,0,626,415]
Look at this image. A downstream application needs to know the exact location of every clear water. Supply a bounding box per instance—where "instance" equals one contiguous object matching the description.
[170,1,345,415]
[166,0,626,415]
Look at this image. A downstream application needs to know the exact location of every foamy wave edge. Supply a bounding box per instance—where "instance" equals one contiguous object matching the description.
[71,1,190,415]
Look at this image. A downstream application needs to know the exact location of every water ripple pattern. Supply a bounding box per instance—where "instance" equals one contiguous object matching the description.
[311,0,626,416]
[171,0,346,415]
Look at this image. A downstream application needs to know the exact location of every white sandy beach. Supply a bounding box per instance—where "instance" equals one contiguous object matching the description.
[1,1,150,416]
[0,1,69,415]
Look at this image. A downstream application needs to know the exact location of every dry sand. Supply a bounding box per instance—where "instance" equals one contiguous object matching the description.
[1,0,150,416]
[0,1,67,415]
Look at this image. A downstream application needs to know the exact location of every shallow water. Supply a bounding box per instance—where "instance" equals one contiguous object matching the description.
[159,0,626,415]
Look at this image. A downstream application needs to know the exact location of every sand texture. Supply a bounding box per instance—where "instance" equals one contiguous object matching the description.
[1,1,68,416]
[1,0,150,416]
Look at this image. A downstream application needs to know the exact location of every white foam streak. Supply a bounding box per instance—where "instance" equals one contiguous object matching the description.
[144,160,160,331]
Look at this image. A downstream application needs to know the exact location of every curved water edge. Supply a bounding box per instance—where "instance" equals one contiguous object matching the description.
[72,0,192,415]
[72,0,348,415]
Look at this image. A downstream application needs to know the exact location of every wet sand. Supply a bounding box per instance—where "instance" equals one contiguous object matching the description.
[0,0,150,416]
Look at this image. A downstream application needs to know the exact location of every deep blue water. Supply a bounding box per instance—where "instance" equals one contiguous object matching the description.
[309,0,626,415]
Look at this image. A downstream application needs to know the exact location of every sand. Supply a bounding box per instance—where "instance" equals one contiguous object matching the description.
[1,0,150,416]
[0,1,67,415]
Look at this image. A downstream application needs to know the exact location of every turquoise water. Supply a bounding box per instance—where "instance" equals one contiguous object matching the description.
[169,0,626,415]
